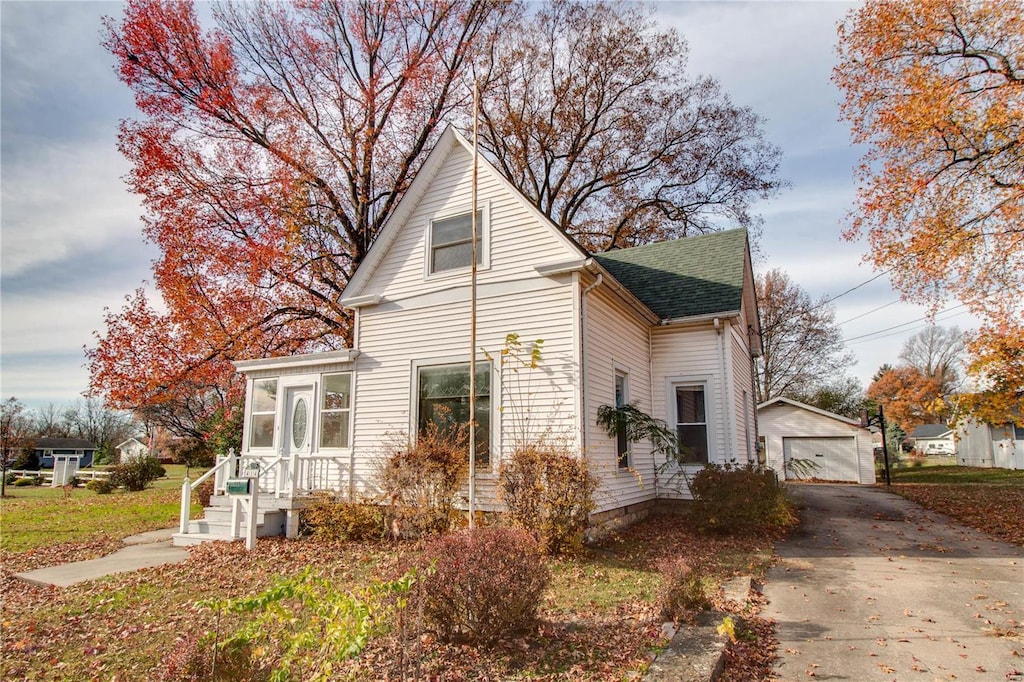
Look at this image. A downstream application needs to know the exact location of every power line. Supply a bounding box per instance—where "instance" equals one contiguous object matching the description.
[837,299,901,326]
[805,268,894,314]
[843,304,969,345]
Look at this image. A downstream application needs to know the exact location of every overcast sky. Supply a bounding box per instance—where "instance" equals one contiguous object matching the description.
[0,1,977,410]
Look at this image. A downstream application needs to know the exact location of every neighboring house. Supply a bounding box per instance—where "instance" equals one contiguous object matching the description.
[955,420,1024,470]
[35,438,98,469]
[908,424,955,456]
[175,127,762,544]
[116,437,150,463]
[757,397,876,484]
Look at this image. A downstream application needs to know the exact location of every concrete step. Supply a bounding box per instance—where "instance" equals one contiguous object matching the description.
[172,532,244,547]
[202,506,285,524]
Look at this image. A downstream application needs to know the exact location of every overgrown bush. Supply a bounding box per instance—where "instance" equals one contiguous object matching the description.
[498,445,598,555]
[656,558,712,621]
[154,633,265,682]
[688,463,797,535]
[86,478,113,494]
[109,456,166,491]
[421,527,549,645]
[377,422,469,538]
[13,477,36,487]
[299,493,387,541]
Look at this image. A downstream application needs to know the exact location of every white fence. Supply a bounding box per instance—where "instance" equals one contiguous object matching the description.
[7,469,112,483]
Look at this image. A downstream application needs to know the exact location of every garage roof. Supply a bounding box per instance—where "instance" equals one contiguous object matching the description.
[757,397,863,427]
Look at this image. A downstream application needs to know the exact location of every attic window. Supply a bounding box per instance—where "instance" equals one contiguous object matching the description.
[428,209,485,274]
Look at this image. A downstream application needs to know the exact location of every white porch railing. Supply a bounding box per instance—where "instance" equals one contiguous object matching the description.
[177,449,348,538]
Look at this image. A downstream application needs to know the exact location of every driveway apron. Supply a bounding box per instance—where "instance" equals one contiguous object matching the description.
[763,484,1023,681]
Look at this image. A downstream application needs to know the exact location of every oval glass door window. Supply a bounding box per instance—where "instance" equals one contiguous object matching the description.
[292,398,308,450]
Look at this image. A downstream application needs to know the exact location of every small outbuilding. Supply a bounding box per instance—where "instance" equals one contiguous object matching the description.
[116,437,151,463]
[35,438,98,469]
[757,397,876,484]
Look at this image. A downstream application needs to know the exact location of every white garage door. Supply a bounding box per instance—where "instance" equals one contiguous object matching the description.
[783,437,859,482]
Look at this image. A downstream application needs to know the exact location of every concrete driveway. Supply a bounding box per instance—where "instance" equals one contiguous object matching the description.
[763,484,1023,681]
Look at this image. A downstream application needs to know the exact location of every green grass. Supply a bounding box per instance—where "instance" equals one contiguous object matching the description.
[0,465,209,553]
[888,465,1024,485]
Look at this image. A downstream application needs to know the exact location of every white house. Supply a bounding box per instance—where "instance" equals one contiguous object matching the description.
[908,424,955,456]
[116,437,150,463]
[956,420,1024,469]
[174,127,763,545]
[757,397,876,484]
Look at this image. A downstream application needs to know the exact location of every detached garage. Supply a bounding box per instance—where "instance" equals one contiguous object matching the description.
[758,397,876,484]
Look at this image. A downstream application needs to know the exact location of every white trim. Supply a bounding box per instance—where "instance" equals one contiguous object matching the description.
[423,202,491,279]
[234,349,359,373]
[661,310,742,327]
[341,294,383,309]
[667,375,715,465]
[410,355,499,471]
[535,259,588,276]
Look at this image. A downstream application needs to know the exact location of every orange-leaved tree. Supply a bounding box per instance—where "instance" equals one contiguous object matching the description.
[834,0,1024,424]
[867,366,945,435]
[89,0,506,439]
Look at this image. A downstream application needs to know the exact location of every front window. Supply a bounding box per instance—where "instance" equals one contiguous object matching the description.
[319,373,352,448]
[249,379,278,448]
[615,372,629,468]
[429,210,483,274]
[675,384,708,464]
[418,361,490,465]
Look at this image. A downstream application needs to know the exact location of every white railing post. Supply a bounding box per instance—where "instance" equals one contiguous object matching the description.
[288,456,300,499]
[179,478,192,535]
[246,483,259,551]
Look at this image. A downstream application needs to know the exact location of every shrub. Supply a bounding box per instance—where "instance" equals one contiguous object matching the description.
[420,526,549,645]
[109,456,166,491]
[688,463,797,535]
[299,493,387,541]
[86,478,113,495]
[377,422,469,538]
[13,477,35,487]
[656,558,712,621]
[498,445,598,555]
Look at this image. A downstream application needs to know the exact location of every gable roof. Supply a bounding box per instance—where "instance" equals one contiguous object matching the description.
[910,424,953,439]
[757,396,864,428]
[35,437,97,450]
[340,125,586,304]
[592,229,747,321]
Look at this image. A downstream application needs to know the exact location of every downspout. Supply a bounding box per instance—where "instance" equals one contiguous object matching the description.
[349,311,361,500]
[579,274,604,453]
[715,317,735,461]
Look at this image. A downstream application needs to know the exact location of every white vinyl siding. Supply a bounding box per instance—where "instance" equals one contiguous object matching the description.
[582,287,654,512]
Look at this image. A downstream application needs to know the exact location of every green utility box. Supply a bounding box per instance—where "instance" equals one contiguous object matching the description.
[225,478,252,495]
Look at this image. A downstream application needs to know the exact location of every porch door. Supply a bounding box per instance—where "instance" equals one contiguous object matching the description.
[284,386,314,460]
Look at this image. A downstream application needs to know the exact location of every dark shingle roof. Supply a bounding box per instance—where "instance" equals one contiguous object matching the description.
[910,424,952,439]
[35,438,98,450]
[592,229,747,320]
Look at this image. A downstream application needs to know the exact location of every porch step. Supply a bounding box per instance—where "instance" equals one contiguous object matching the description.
[172,495,290,547]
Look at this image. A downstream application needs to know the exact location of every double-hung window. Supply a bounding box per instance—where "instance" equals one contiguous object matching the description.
[428,209,484,274]
[674,384,708,464]
[417,361,491,465]
[249,379,278,448]
[615,372,629,468]
[319,373,352,448]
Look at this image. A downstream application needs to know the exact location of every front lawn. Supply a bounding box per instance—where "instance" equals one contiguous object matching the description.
[886,465,1024,546]
[0,465,208,554]
[0,513,782,681]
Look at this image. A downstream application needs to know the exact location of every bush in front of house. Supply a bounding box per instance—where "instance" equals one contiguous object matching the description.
[377,421,469,538]
[109,456,166,492]
[86,478,113,495]
[420,526,549,645]
[656,558,712,621]
[299,493,388,541]
[12,477,36,487]
[498,444,598,555]
[689,462,797,535]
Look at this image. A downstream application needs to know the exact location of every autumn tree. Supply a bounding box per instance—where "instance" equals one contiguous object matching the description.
[755,269,854,403]
[91,0,508,437]
[476,0,783,250]
[1,398,34,497]
[867,366,945,434]
[791,375,868,420]
[835,0,1024,423]
[898,325,965,395]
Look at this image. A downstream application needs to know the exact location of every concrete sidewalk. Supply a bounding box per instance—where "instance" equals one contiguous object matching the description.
[14,528,189,588]
[763,484,1024,681]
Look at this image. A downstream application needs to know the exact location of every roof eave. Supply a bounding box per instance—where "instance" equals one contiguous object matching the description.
[234,349,360,374]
